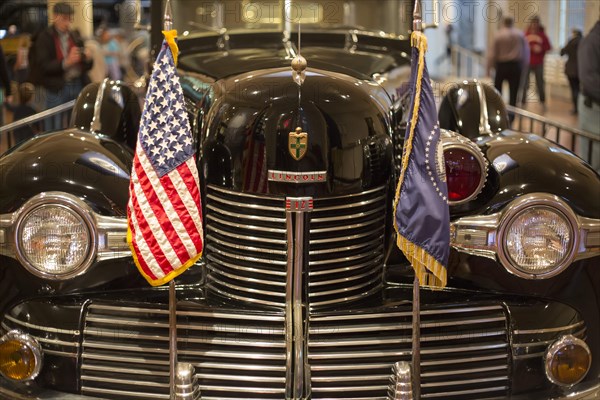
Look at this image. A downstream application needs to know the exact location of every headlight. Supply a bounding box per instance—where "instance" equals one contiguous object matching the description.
[498,195,578,279]
[545,335,591,387]
[0,330,43,381]
[14,193,97,280]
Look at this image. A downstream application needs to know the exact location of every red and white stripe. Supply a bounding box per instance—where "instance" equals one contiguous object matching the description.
[127,143,203,286]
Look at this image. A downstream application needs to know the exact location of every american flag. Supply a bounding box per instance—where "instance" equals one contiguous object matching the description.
[127,36,203,286]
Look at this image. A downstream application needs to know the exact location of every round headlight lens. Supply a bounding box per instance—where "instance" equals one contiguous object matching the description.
[546,335,591,387]
[19,204,91,277]
[0,332,43,381]
[504,206,573,277]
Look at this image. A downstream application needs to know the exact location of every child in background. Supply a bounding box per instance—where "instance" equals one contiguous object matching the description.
[5,83,39,145]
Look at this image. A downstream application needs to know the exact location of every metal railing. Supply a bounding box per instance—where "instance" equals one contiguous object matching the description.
[0,100,75,151]
[507,104,600,164]
[450,45,486,79]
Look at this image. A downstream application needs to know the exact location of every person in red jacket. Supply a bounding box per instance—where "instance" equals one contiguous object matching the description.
[522,15,551,110]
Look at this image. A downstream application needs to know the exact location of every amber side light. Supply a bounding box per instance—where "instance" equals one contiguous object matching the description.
[0,331,43,381]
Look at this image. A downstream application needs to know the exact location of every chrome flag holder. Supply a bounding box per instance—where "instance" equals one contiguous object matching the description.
[163,1,179,399]
[411,2,422,400]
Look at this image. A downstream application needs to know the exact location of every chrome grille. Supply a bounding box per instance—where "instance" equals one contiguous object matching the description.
[1,312,79,358]
[81,302,286,399]
[204,185,387,308]
[309,304,510,399]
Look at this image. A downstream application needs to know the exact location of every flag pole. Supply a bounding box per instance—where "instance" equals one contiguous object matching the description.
[411,5,423,400]
[162,2,179,399]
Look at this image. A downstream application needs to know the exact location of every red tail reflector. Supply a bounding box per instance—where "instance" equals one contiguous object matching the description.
[444,148,483,203]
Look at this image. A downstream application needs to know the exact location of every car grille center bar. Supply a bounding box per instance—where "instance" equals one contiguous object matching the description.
[286,196,313,399]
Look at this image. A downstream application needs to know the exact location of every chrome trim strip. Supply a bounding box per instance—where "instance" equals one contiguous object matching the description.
[88,304,285,321]
[310,217,385,234]
[309,239,383,255]
[310,284,382,307]
[476,80,492,135]
[208,275,285,298]
[310,305,504,321]
[197,373,285,383]
[308,343,507,360]
[309,268,380,287]
[514,321,585,335]
[310,354,508,371]
[309,255,384,277]
[205,234,287,256]
[206,245,287,265]
[420,386,509,398]
[81,365,169,375]
[206,283,284,307]
[89,78,109,133]
[308,274,381,297]
[208,184,282,201]
[206,193,284,213]
[82,375,167,387]
[206,254,286,277]
[196,385,285,394]
[206,224,286,245]
[82,387,169,399]
[309,228,384,245]
[311,205,385,223]
[309,249,384,266]
[309,316,506,333]
[421,375,508,387]
[206,265,286,287]
[206,204,285,223]
[513,327,586,348]
[314,194,386,211]
[206,213,286,234]
[310,329,506,347]
[4,315,81,335]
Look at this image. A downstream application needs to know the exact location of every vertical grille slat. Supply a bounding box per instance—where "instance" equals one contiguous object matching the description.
[309,303,510,399]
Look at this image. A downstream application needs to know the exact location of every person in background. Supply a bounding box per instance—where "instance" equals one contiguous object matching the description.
[100,28,122,81]
[13,35,30,84]
[33,2,92,131]
[85,32,108,83]
[487,17,527,122]
[523,15,551,111]
[4,83,39,146]
[560,29,582,115]
[577,19,600,173]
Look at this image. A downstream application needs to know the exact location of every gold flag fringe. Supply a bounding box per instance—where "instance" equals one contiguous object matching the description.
[392,31,447,289]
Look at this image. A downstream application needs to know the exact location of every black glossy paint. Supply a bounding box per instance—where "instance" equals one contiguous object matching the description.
[202,67,393,197]
[71,80,141,149]
[0,129,133,215]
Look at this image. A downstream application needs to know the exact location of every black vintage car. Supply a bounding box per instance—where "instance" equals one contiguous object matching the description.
[0,1,599,399]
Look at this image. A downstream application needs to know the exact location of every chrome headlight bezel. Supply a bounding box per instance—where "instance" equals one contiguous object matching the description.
[13,192,98,280]
[496,194,580,279]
